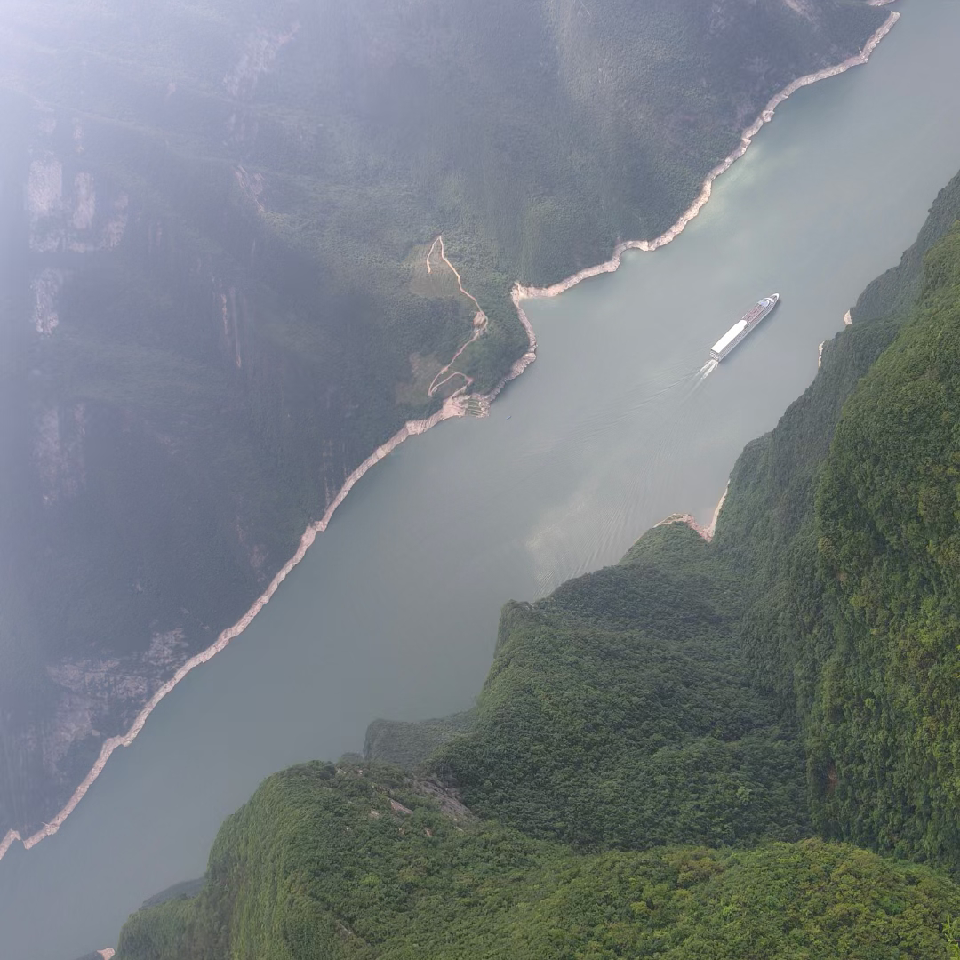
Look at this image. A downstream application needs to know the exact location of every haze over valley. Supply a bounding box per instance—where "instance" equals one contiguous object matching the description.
[3,1,960,957]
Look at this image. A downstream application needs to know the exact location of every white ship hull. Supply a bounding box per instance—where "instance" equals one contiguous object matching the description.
[710,293,780,362]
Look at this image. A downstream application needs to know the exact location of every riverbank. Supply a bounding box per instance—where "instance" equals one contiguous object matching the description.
[0,277,539,865]
[512,11,899,307]
[655,479,729,543]
[0,8,900,867]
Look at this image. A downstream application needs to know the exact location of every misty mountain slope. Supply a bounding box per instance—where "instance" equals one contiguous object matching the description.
[0,0,884,838]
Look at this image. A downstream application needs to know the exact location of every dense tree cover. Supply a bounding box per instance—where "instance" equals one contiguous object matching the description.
[365,711,476,770]
[0,0,885,836]
[852,170,960,324]
[715,311,904,706]
[139,879,206,911]
[718,166,960,697]
[116,763,960,960]
[431,525,809,850]
[715,170,960,866]
[809,221,960,862]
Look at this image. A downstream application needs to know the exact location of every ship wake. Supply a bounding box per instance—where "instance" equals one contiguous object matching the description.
[679,359,719,401]
[695,359,718,385]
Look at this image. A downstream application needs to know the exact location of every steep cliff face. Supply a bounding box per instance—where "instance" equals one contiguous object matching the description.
[0,87,481,838]
[0,0,885,839]
[0,118,470,840]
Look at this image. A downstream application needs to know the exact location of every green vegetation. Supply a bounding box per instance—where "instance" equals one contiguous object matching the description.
[809,220,960,862]
[116,763,960,960]
[139,879,205,911]
[116,163,960,957]
[433,525,808,850]
[0,0,885,837]
[715,168,960,866]
[852,171,960,324]
[365,710,476,770]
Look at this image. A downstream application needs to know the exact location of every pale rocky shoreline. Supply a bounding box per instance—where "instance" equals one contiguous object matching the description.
[0,8,900,866]
[655,479,729,543]
[511,11,899,307]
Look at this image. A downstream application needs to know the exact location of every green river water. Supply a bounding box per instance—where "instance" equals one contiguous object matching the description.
[2,3,960,957]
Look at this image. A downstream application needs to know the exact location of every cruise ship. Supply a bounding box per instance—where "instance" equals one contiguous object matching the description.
[710,294,780,362]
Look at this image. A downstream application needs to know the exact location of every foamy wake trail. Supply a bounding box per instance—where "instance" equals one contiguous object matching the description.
[674,360,718,403]
[696,359,718,384]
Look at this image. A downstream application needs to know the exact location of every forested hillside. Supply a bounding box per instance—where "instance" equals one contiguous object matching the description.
[716,168,960,865]
[430,526,808,850]
[808,224,960,860]
[115,162,960,958]
[117,763,960,960]
[0,0,887,841]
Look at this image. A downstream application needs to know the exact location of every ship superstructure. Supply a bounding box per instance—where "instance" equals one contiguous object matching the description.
[710,294,780,362]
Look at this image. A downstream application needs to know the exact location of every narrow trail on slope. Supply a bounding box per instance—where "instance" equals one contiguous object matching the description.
[426,236,489,398]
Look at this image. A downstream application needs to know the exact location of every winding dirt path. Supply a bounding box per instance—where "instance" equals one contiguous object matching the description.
[425,236,489,398]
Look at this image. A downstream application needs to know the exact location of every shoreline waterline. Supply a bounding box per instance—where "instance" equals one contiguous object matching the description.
[707,483,731,539]
[0,9,899,865]
[511,11,899,305]
[654,479,728,543]
[0,263,536,865]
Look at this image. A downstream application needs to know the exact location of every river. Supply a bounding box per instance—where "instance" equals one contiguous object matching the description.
[3,3,960,957]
